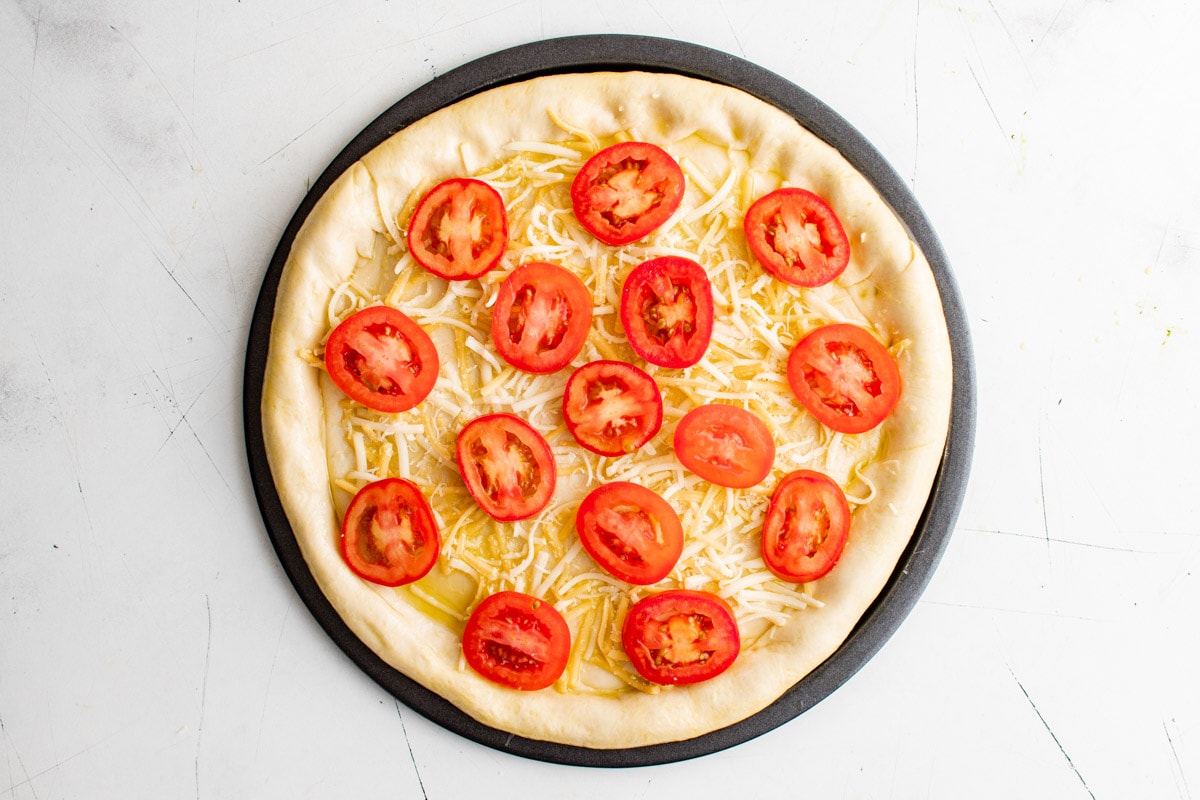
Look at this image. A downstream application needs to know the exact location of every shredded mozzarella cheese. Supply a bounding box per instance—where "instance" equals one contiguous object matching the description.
[312,126,894,692]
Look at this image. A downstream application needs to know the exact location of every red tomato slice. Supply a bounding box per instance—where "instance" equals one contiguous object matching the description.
[571,141,685,246]
[490,262,593,374]
[787,323,902,434]
[324,305,439,413]
[340,478,440,587]
[621,590,740,685]
[744,188,850,287]
[673,404,776,489]
[761,470,851,583]
[455,413,556,521]
[575,482,683,585]
[562,361,663,456]
[619,256,714,368]
[462,591,570,691]
[406,178,508,280]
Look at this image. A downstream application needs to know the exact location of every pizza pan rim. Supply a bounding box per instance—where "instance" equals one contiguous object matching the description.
[242,33,976,769]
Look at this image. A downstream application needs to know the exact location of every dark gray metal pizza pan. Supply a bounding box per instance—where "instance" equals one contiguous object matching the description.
[243,34,976,768]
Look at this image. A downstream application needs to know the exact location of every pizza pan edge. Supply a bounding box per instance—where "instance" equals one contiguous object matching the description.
[241,33,976,769]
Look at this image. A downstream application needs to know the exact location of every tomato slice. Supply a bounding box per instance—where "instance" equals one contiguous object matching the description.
[562,361,663,456]
[462,591,570,691]
[490,262,593,374]
[787,323,902,434]
[340,478,440,587]
[575,482,683,585]
[621,590,740,685]
[324,305,439,413]
[673,404,775,489]
[761,470,851,583]
[455,413,556,521]
[406,178,508,280]
[744,188,850,287]
[571,141,685,246]
[619,256,714,368]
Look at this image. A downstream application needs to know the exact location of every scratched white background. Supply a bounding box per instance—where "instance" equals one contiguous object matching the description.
[2,0,1197,797]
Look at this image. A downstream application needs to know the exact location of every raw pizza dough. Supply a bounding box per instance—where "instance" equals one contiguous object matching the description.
[261,71,953,749]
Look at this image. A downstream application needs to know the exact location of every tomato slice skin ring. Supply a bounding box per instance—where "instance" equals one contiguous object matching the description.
[562,360,663,457]
[673,404,776,489]
[490,261,594,374]
[619,256,714,369]
[786,323,902,434]
[575,482,683,585]
[462,591,571,691]
[340,478,441,587]
[406,178,508,281]
[571,141,685,246]
[323,305,440,414]
[621,589,740,685]
[744,187,850,287]
[761,469,851,583]
[455,413,557,521]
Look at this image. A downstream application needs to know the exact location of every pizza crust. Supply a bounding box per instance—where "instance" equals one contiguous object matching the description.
[261,71,952,748]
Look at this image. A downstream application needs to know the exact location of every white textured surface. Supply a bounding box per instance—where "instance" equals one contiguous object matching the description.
[1,1,1197,797]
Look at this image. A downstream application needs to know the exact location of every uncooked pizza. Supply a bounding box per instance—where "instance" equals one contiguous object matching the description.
[260,70,953,749]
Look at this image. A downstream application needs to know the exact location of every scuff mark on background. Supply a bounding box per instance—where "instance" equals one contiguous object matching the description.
[395,701,430,800]
[195,595,212,800]
[1009,665,1096,799]
[1164,718,1193,800]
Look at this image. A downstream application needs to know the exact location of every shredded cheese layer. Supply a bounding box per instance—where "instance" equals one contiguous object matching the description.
[313,119,896,695]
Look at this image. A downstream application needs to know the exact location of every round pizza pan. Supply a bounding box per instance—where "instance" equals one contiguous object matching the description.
[243,34,976,768]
